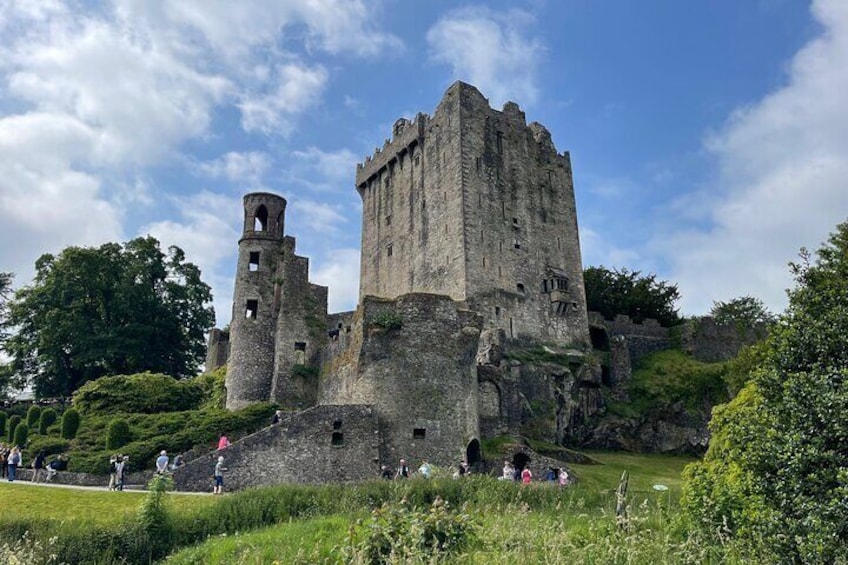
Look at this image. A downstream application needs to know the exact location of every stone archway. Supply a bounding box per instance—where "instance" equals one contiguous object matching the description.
[512,452,531,471]
[466,439,481,466]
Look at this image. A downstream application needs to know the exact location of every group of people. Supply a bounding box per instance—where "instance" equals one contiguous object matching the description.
[380,458,474,480]
[499,461,571,486]
[0,444,67,483]
[108,454,130,490]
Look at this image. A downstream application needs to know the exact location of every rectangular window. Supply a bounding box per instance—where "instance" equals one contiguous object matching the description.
[517,283,525,293]
[413,428,426,440]
[415,155,420,166]
[248,251,260,271]
[245,299,258,319]
[333,420,342,430]
[483,257,486,268]
[476,157,482,173]
[331,432,344,446]
[495,306,501,317]
[294,342,306,351]
[496,131,503,154]
[387,244,393,257]
[385,215,392,226]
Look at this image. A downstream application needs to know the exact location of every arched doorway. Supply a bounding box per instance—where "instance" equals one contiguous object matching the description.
[512,452,531,471]
[466,439,481,466]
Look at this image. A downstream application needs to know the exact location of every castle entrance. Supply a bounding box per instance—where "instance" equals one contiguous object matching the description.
[512,452,531,471]
[465,439,481,466]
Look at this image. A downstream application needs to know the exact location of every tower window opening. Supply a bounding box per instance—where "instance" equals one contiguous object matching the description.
[333,420,343,430]
[254,205,268,232]
[498,266,502,276]
[248,251,260,272]
[514,239,521,249]
[483,257,486,268]
[387,244,393,257]
[331,432,344,446]
[476,157,482,172]
[385,215,392,226]
[497,131,504,154]
[413,428,426,440]
[294,342,307,351]
[495,306,501,317]
[517,283,525,294]
[415,155,420,166]
[245,299,258,319]
[557,278,568,290]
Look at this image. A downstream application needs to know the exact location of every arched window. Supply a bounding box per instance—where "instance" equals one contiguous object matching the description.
[254,205,268,232]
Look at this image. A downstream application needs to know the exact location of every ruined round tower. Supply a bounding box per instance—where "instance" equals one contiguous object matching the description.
[226,193,287,409]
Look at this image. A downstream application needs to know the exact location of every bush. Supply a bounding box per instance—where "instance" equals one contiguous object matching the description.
[26,405,42,428]
[61,408,80,439]
[73,372,205,414]
[0,411,6,438]
[193,367,227,410]
[138,475,176,560]
[13,423,29,447]
[25,437,70,460]
[7,415,20,444]
[38,408,57,435]
[107,418,132,450]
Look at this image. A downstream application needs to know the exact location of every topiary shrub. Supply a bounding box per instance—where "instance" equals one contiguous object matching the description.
[106,418,132,450]
[0,411,6,439]
[12,423,29,447]
[26,405,42,428]
[38,408,57,435]
[61,408,80,439]
[7,415,21,444]
[25,436,70,459]
[73,372,204,414]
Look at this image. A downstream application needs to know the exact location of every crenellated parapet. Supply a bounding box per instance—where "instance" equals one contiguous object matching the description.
[355,113,429,188]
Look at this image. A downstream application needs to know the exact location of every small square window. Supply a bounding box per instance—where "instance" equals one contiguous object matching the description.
[294,342,306,352]
[517,283,525,293]
[245,299,258,319]
[248,251,260,271]
[333,420,342,430]
[331,432,344,446]
[413,428,426,440]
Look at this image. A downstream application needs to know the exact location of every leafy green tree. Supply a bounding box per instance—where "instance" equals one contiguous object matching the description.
[710,295,775,327]
[683,219,848,563]
[583,266,681,326]
[12,422,28,447]
[7,415,20,444]
[61,408,80,440]
[38,408,57,435]
[26,405,42,428]
[4,237,215,397]
[0,411,6,438]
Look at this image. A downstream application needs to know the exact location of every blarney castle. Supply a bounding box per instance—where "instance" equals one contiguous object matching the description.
[177,82,760,491]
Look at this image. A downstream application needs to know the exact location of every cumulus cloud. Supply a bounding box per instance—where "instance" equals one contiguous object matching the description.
[658,0,848,315]
[426,6,543,107]
[197,151,272,184]
[312,248,361,313]
[239,64,329,135]
[286,146,359,192]
[290,199,350,233]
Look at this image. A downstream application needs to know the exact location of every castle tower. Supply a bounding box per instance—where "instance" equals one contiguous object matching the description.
[226,193,288,409]
[355,81,590,345]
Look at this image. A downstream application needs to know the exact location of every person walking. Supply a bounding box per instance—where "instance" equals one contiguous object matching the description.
[521,466,533,485]
[108,454,118,490]
[418,459,431,479]
[213,455,227,494]
[31,450,46,483]
[394,458,410,479]
[115,455,128,491]
[7,446,21,482]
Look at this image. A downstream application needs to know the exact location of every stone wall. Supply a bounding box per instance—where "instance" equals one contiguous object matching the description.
[173,405,380,492]
[679,316,768,363]
[205,328,229,372]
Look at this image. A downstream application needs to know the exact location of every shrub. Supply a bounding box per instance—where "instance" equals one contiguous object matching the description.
[7,415,21,444]
[372,311,403,331]
[193,367,227,410]
[13,423,29,447]
[38,408,57,435]
[61,408,80,439]
[0,411,6,438]
[26,405,42,428]
[25,437,70,460]
[73,372,205,414]
[138,475,176,560]
[107,418,132,450]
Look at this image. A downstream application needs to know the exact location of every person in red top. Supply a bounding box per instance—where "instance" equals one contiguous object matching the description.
[217,434,230,450]
[521,466,533,485]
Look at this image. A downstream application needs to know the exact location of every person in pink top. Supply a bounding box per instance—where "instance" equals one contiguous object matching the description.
[217,434,230,450]
[521,467,532,485]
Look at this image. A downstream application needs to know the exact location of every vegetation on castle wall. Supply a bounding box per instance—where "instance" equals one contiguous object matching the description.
[584,265,681,326]
[291,364,319,379]
[371,311,403,331]
[73,372,205,414]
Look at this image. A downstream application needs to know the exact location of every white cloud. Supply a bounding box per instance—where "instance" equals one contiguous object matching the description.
[426,6,543,107]
[286,146,358,191]
[660,0,848,315]
[290,199,349,232]
[197,151,272,184]
[239,64,328,135]
[312,248,360,313]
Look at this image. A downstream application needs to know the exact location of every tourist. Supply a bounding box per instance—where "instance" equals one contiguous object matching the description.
[170,454,184,471]
[499,461,514,481]
[558,467,570,487]
[155,450,169,474]
[108,454,118,490]
[418,459,431,479]
[217,434,230,450]
[271,410,282,425]
[115,455,128,491]
[7,446,21,482]
[45,455,67,481]
[0,445,7,479]
[380,465,393,480]
[31,450,46,483]
[546,467,558,482]
[521,466,533,485]
[213,455,227,494]
[394,458,409,479]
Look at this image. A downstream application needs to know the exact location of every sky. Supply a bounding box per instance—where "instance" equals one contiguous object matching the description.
[1,0,847,328]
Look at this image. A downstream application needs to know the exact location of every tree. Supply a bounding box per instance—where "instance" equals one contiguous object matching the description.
[38,408,57,435]
[7,415,21,444]
[4,237,215,397]
[682,219,848,562]
[710,295,775,327]
[583,266,681,326]
[26,405,42,428]
[12,422,28,447]
[61,408,80,440]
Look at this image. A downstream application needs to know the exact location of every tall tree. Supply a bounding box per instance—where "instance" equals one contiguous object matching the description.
[709,295,775,327]
[4,237,214,397]
[682,219,848,562]
[583,266,681,326]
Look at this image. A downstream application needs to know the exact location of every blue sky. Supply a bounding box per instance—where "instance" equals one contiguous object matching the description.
[1,0,846,327]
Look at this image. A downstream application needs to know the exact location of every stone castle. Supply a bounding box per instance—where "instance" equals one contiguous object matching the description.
[187,82,760,491]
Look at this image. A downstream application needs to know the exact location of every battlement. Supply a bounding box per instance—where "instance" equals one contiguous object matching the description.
[356,112,429,187]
